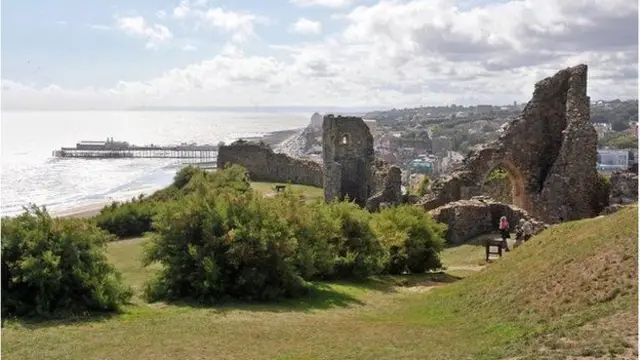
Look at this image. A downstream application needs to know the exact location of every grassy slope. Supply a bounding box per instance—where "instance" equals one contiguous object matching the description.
[390,206,638,359]
[2,207,637,360]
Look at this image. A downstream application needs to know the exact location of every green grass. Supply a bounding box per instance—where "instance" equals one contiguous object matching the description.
[441,243,487,269]
[250,182,324,201]
[3,207,637,360]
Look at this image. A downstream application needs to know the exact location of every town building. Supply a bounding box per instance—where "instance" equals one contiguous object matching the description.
[597,149,630,171]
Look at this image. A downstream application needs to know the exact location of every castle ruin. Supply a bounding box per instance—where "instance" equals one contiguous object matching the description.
[217,140,323,187]
[322,115,402,209]
[419,64,600,223]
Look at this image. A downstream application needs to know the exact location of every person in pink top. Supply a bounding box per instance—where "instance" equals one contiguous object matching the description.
[499,216,511,252]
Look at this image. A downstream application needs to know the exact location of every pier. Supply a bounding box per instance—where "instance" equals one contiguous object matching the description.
[52,138,218,160]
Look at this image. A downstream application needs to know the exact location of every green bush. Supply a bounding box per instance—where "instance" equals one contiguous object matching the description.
[591,173,611,215]
[484,168,509,183]
[95,165,252,239]
[323,201,387,279]
[143,190,308,303]
[94,199,157,238]
[417,176,431,197]
[1,206,132,318]
[142,180,391,303]
[172,165,203,189]
[371,205,447,275]
[267,189,387,280]
[269,189,340,280]
[140,165,447,304]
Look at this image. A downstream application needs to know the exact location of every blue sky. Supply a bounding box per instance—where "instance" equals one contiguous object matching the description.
[3,0,320,87]
[1,0,637,109]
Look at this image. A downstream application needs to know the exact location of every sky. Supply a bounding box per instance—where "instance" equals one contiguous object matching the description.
[1,0,638,110]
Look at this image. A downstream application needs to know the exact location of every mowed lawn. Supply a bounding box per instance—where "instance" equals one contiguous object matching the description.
[1,241,487,360]
[2,207,637,360]
[250,182,324,201]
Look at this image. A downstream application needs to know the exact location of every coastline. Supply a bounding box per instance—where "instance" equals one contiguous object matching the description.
[50,127,305,219]
[54,202,111,219]
[241,128,302,147]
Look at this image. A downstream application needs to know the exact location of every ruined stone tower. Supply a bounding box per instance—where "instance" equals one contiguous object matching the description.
[322,115,375,206]
[418,64,599,223]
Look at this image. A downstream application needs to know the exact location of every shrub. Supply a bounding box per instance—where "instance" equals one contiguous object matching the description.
[172,165,204,189]
[95,165,252,239]
[94,199,157,238]
[142,183,394,303]
[1,206,132,318]
[371,205,447,275]
[323,201,387,279]
[591,173,611,215]
[141,166,445,304]
[269,189,340,280]
[417,176,431,197]
[143,190,308,303]
[484,168,509,183]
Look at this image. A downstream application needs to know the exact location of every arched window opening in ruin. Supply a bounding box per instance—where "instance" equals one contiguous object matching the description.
[480,163,526,210]
[341,134,349,145]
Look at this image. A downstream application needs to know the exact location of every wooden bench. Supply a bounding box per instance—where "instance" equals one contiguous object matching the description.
[485,239,504,261]
[274,185,286,193]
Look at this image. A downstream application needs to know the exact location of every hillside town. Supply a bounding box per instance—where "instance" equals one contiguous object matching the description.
[276,99,638,188]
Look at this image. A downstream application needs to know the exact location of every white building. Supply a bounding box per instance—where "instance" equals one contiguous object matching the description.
[597,149,629,171]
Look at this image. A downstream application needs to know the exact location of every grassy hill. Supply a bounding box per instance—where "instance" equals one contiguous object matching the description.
[2,206,637,360]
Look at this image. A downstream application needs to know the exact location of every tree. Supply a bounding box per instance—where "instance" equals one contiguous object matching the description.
[611,119,630,132]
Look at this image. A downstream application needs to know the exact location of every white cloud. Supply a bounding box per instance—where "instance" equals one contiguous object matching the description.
[171,0,211,18]
[156,10,167,20]
[115,16,173,50]
[173,1,192,18]
[4,0,637,109]
[290,0,353,8]
[170,6,264,43]
[87,24,110,31]
[182,44,198,51]
[289,18,322,35]
[200,8,259,42]
[56,20,67,25]
[167,2,265,43]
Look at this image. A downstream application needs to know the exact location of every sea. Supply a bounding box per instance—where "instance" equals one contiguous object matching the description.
[1,111,309,217]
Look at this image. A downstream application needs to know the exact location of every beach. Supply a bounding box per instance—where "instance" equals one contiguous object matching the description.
[54,202,111,218]
[2,111,310,217]
[48,127,305,219]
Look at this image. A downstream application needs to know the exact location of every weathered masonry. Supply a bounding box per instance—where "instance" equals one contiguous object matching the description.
[419,64,600,223]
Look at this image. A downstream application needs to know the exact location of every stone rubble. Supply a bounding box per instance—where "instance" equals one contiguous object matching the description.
[429,196,548,244]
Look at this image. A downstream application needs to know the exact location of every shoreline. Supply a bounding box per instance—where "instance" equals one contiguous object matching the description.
[43,127,305,219]
[54,202,111,219]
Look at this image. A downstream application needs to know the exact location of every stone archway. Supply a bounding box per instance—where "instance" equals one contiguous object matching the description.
[418,64,600,224]
[479,161,527,210]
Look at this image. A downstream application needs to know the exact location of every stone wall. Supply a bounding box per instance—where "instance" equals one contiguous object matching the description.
[419,64,599,224]
[217,140,323,187]
[429,196,548,244]
[609,170,638,205]
[322,115,401,209]
[367,161,403,211]
[322,115,376,206]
